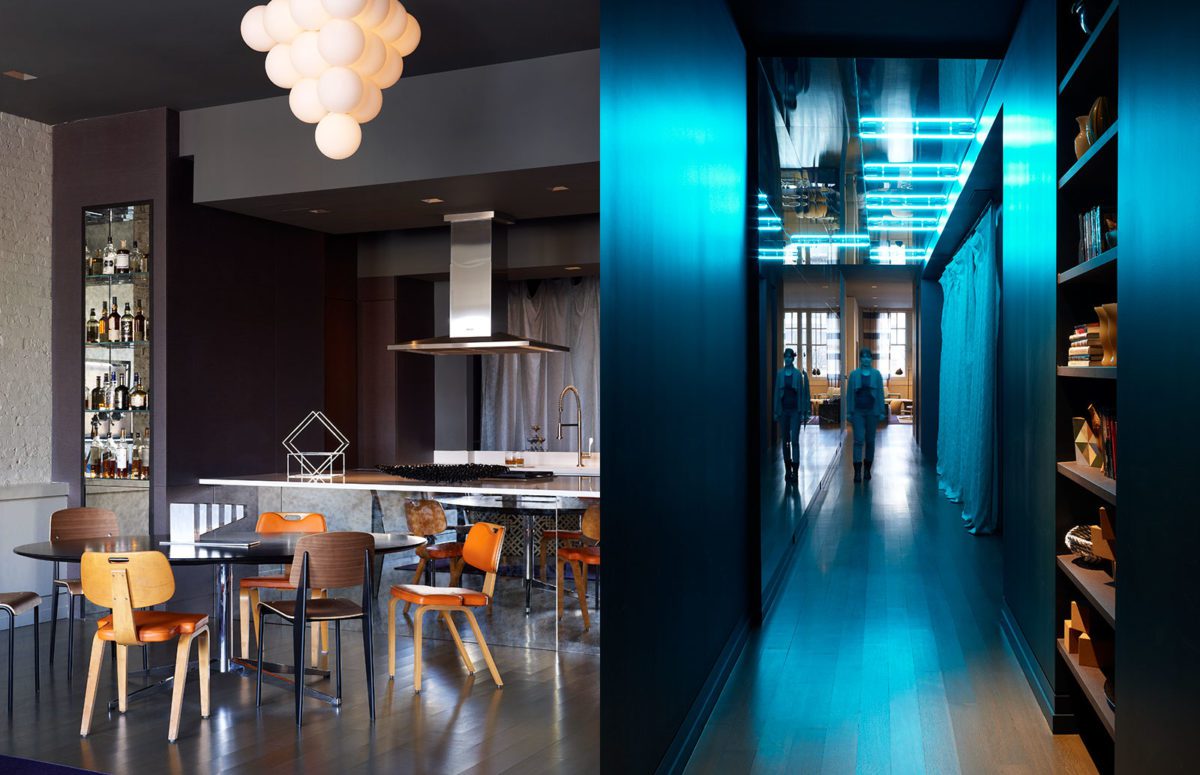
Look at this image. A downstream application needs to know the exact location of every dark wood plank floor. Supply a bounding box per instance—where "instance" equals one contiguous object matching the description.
[686,427,1097,774]
[0,571,599,775]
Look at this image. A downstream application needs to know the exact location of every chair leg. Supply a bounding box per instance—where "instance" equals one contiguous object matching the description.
[49,580,59,665]
[80,633,106,737]
[450,557,464,587]
[362,610,375,722]
[255,610,267,707]
[403,558,426,615]
[556,557,565,620]
[310,590,324,666]
[412,606,425,694]
[116,644,128,713]
[198,628,211,719]
[168,633,195,742]
[539,537,549,582]
[334,620,342,701]
[143,644,149,672]
[441,611,474,673]
[249,589,262,655]
[293,609,307,727]
[462,610,502,688]
[574,562,590,631]
[6,610,13,714]
[33,604,40,693]
[387,596,399,679]
[239,589,251,659]
[67,594,76,682]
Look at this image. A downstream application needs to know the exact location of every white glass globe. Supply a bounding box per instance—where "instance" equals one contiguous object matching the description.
[355,0,390,28]
[315,113,362,160]
[352,32,387,77]
[349,83,383,123]
[317,18,365,66]
[318,67,364,113]
[240,6,275,52]
[322,0,367,20]
[289,79,328,123]
[375,2,409,42]
[290,30,329,78]
[392,14,420,57]
[264,0,302,44]
[290,0,330,30]
[265,44,302,88]
[371,46,403,89]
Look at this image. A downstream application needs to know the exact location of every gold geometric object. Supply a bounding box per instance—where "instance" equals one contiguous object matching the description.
[1073,416,1104,469]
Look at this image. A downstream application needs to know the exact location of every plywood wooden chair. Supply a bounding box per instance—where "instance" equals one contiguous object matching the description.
[79,551,210,743]
[402,500,465,614]
[388,522,505,694]
[0,591,40,713]
[239,512,327,661]
[49,507,118,681]
[255,531,376,726]
[557,504,600,631]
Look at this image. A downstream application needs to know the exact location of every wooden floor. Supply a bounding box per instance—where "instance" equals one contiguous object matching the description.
[0,571,599,775]
[686,427,1097,774]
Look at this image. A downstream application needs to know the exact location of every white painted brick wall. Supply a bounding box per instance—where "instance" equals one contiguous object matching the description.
[0,111,53,485]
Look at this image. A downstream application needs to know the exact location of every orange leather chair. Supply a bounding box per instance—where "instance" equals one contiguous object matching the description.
[239,512,327,661]
[539,524,582,582]
[557,504,600,631]
[79,551,210,743]
[388,522,505,694]
[49,507,118,681]
[402,500,465,614]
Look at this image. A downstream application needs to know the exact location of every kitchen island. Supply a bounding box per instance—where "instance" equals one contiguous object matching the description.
[198,470,600,498]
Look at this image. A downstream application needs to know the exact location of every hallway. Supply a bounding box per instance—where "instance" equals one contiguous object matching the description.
[686,427,1096,774]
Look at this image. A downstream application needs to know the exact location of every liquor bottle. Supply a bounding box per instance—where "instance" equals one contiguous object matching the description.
[115,430,130,479]
[133,300,146,341]
[101,434,116,479]
[102,237,116,275]
[98,301,108,340]
[130,241,145,273]
[86,308,99,343]
[129,372,148,409]
[113,372,129,411]
[141,427,151,480]
[115,240,131,274]
[104,371,114,409]
[107,297,120,342]
[120,302,134,342]
[131,432,143,479]
[85,424,103,479]
[90,376,104,410]
[91,248,104,276]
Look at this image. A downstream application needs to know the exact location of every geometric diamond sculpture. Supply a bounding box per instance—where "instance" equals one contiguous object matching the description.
[283,410,349,481]
[1072,416,1104,469]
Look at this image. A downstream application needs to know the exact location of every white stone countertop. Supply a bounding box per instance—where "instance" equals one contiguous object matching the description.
[199,470,600,498]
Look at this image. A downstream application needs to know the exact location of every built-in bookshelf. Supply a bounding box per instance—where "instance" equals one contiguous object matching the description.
[1053,0,1119,764]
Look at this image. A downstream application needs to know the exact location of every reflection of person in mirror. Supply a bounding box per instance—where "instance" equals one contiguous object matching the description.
[847,346,886,483]
[773,348,810,481]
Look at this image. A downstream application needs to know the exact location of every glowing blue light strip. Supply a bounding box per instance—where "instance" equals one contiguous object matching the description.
[788,233,869,245]
[861,117,976,123]
[864,174,959,182]
[864,193,949,205]
[863,163,959,170]
[868,216,941,225]
[865,204,949,211]
[860,133,975,140]
[867,225,942,232]
[870,248,930,257]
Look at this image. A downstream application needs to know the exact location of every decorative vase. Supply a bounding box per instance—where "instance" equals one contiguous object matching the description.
[1094,305,1111,366]
[1074,116,1092,160]
[1102,302,1117,366]
[1086,96,1111,143]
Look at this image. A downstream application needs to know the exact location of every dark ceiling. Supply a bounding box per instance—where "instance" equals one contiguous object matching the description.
[729,0,1024,59]
[0,0,599,125]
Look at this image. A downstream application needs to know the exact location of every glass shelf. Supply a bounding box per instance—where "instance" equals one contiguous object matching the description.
[85,272,149,285]
[84,408,149,414]
[85,340,150,348]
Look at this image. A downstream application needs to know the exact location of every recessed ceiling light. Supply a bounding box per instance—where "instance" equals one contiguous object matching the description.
[549,185,569,192]
[308,208,330,214]
[2,70,37,81]
[871,285,878,288]
[421,197,444,204]
[565,266,582,271]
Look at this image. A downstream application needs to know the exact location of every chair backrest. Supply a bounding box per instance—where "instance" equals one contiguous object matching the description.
[81,551,175,645]
[256,512,326,533]
[289,532,375,591]
[405,500,448,536]
[463,522,505,600]
[581,504,600,542]
[50,507,118,541]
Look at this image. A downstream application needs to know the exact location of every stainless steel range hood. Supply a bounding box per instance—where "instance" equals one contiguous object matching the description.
[388,211,569,356]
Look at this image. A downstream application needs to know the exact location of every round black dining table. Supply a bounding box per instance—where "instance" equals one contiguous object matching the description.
[13,533,425,674]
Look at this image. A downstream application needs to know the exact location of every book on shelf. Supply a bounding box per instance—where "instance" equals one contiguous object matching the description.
[1077,205,1114,264]
[1088,403,1117,479]
[1067,323,1103,365]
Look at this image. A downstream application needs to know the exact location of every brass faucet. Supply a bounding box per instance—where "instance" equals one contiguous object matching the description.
[557,385,585,468]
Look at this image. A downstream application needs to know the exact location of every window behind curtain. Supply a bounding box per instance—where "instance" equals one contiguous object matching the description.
[876,311,909,376]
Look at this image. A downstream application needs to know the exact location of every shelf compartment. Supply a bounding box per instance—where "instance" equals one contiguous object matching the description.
[1057,461,1116,504]
[84,408,149,414]
[1060,121,1118,190]
[1059,247,1117,285]
[1059,1,1119,96]
[85,272,150,285]
[1056,638,1115,738]
[1057,554,1116,627]
[1057,366,1116,379]
[85,340,150,348]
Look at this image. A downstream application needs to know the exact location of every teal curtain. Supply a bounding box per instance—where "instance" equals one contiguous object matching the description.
[937,205,999,534]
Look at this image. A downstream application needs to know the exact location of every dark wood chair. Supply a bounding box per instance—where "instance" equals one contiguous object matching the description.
[49,507,118,680]
[255,531,376,726]
[0,592,40,713]
[558,504,601,631]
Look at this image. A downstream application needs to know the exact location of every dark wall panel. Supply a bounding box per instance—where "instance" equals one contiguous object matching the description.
[917,279,943,456]
[997,0,1060,690]
[1117,2,1200,769]
[324,236,359,466]
[600,0,748,771]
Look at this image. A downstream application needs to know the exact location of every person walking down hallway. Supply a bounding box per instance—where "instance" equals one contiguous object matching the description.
[773,348,810,481]
[847,346,885,483]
